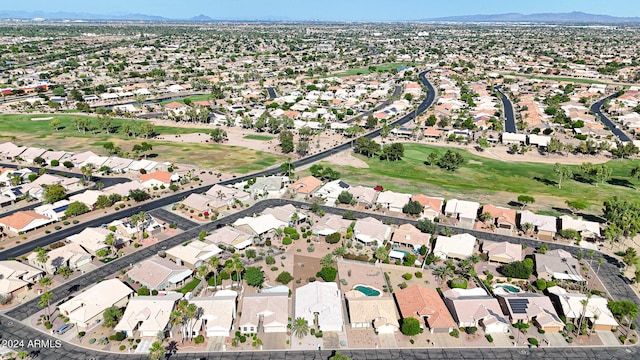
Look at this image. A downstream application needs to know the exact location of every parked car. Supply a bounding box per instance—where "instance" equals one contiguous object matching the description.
[56,323,74,335]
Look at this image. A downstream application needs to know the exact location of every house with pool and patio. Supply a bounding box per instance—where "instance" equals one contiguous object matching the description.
[394,285,456,333]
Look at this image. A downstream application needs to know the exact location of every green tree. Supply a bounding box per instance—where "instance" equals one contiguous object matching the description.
[210,128,228,142]
[148,341,165,360]
[39,291,53,321]
[280,160,295,177]
[565,199,588,214]
[437,150,464,171]
[321,253,336,267]
[366,115,378,129]
[291,317,309,338]
[103,305,123,327]
[517,195,535,209]
[316,266,338,282]
[244,266,265,288]
[380,143,404,161]
[337,191,353,205]
[279,130,294,153]
[276,271,294,284]
[374,246,389,262]
[554,163,572,189]
[95,195,113,209]
[416,218,437,234]
[402,200,424,215]
[43,184,67,204]
[325,232,341,244]
[500,259,533,279]
[128,189,150,202]
[49,118,61,131]
[354,137,380,157]
[400,317,421,336]
[65,201,89,217]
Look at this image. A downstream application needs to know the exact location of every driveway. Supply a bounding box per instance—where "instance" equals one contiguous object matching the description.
[544,332,569,347]
[206,336,225,351]
[597,330,620,347]
[490,332,513,347]
[135,339,153,354]
[378,333,398,348]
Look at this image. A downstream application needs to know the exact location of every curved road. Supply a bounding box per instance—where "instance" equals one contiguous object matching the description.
[345,84,403,124]
[495,86,516,133]
[1,199,639,359]
[591,93,632,142]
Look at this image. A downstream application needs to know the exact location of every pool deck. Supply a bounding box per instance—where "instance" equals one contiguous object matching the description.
[337,259,390,298]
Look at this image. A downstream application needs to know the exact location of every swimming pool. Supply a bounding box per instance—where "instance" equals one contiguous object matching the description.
[354,285,381,297]
[495,284,521,293]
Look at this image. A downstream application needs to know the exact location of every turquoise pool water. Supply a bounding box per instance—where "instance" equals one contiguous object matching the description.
[498,284,521,293]
[354,285,381,296]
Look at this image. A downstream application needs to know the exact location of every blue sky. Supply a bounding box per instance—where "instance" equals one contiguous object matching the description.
[3,0,639,20]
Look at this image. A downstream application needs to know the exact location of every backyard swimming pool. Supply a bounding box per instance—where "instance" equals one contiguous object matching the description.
[494,284,521,293]
[354,285,381,297]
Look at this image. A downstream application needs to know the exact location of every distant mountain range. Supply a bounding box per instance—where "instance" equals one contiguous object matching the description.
[0,10,639,23]
[425,11,640,24]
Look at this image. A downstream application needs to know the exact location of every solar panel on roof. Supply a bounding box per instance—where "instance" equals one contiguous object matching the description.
[509,298,530,314]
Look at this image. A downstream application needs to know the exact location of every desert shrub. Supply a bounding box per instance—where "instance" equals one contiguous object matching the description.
[194,335,205,344]
[402,273,413,280]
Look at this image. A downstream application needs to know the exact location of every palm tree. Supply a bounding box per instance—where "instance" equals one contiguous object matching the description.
[596,257,604,276]
[291,317,309,338]
[196,265,209,295]
[225,254,245,289]
[207,257,220,294]
[577,294,592,336]
[184,303,198,340]
[105,233,116,255]
[320,253,335,267]
[35,247,49,267]
[55,266,73,279]
[39,291,53,322]
[169,310,183,340]
[434,266,454,285]
[333,246,346,259]
[148,341,165,360]
[130,211,147,240]
[39,276,52,291]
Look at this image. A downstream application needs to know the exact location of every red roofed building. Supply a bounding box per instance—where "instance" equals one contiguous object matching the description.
[140,171,174,188]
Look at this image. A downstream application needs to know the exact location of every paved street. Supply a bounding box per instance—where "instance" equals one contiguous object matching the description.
[148,208,199,230]
[495,86,516,133]
[591,93,632,142]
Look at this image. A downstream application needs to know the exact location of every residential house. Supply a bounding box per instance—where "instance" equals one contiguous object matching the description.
[481,204,517,234]
[27,242,92,274]
[19,147,47,163]
[127,256,193,291]
[103,181,145,198]
[345,294,400,334]
[115,293,182,338]
[243,176,287,196]
[69,190,104,210]
[165,241,223,269]
[232,214,287,237]
[535,249,584,282]
[0,211,53,234]
[204,184,250,212]
[394,285,456,333]
[411,194,444,221]
[33,199,70,222]
[295,282,344,332]
[205,226,254,250]
[496,293,564,333]
[189,290,238,337]
[315,179,350,205]
[353,217,391,247]
[482,240,523,263]
[67,227,113,256]
[238,293,289,334]
[519,210,557,241]
[547,286,618,331]
[181,193,214,214]
[444,199,480,229]
[559,215,601,242]
[442,288,510,333]
[376,191,411,213]
[41,150,71,165]
[262,204,306,225]
[0,260,44,297]
[391,224,431,252]
[349,185,378,208]
[0,142,25,160]
[288,176,322,195]
[312,214,352,236]
[140,171,175,188]
[432,233,476,260]
[58,279,133,329]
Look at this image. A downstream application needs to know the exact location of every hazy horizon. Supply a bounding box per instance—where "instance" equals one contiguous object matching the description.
[1,0,639,21]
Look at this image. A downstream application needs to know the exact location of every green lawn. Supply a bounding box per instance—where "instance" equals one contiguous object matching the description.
[318,144,639,212]
[510,73,609,85]
[179,278,201,294]
[333,62,417,77]
[243,134,274,141]
[159,94,211,105]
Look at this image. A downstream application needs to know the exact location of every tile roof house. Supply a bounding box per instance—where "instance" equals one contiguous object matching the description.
[559,215,601,241]
[391,224,431,252]
[547,286,618,331]
[67,227,113,256]
[295,282,344,332]
[140,171,174,188]
[535,249,584,282]
[27,242,92,274]
[345,295,400,334]
[33,199,70,222]
[165,241,223,269]
[315,179,350,206]
[312,214,352,236]
[127,256,193,290]
[115,293,182,338]
[232,214,287,237]
[444,199,480,229]
[181,193,214,213]
[496,293,564,333]
[442,288,510,333]
[0,210,53,234]
[481,204,517,234]
[238,293,289,334]
[411,194,444,221]
[59,279,133,329]
[204,184,250,204]
[376,191,411,213]
[288,176,322,195]
[0,142,26,160]
[349,185,378,208]
[519,210,557,241]
[69,190,104,209]
[394,285,456,333]
[205,226,254,250]
[432,233,476,260]
[188,290,238,337]
[103,181,145,197]
[0,260,44,296]
[353,217,391,247]
[262,204,306,224]
[482,240,523,263]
